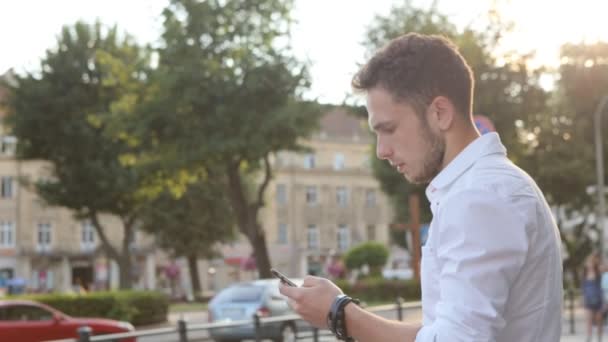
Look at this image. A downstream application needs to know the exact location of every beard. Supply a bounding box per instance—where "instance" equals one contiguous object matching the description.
[407,125,446,184]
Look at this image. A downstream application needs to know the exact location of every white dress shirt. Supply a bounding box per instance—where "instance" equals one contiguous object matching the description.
[415,133,563,342]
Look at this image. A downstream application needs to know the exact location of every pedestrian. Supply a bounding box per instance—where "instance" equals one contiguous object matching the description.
[583,253,603,341]
[279,33,562,341]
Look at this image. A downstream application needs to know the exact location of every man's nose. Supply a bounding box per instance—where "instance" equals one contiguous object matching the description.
[376,140,392,160]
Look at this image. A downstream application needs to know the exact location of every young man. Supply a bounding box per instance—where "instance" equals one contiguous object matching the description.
[279,33,562,341]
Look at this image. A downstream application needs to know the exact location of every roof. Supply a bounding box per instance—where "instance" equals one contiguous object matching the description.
[317,108,371,142]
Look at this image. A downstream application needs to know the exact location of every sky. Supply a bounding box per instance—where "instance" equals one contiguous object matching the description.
[1,0,607,104]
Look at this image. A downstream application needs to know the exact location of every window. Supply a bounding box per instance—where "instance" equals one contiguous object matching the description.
[336,186,348,207]
[1,305,54,321]
[333,153,345,170]
[81,221,96,251]
[337,224,350,251]
[366,225,376,241]
[303,154,316,169]
[0,221,14,248]
[276,184,287,205]
[305,186,318,205]
[278,223,288,244]
[0,136,16,156]
[37,223,52,252]
[1,177,13,198]
[365,189,376,207]
[307,224,319,250]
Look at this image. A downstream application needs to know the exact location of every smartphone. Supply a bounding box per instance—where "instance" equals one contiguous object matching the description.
[270,268,298,287]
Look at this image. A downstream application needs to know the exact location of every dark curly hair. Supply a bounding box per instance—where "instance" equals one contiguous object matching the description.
[352,33,474,118]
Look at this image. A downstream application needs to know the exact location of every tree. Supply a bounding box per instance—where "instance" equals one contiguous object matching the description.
[518,42,608,286]
[139,172,236,296]
[120,0,321,278]
[3,22,152,288]
[360,2,548,250]
[344,242,389,277]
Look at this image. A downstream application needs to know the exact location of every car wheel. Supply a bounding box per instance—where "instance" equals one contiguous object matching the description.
[275,322,297,342]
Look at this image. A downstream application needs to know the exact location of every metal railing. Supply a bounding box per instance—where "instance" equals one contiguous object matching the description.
[45,299,422,342]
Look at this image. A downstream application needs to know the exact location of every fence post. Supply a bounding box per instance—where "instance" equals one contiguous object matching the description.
[77,326,92,342]
[396,297,404,321]
[253,313,261,342]
[313,327,319,342]
[568,288,575,334]
[178,318,188,342]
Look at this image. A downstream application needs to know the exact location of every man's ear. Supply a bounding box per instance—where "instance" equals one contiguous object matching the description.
[428,96,455,131]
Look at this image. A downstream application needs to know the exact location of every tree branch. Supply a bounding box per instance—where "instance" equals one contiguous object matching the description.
[90,211,121,261]
[226,160,250,236]
[255,153,272,211]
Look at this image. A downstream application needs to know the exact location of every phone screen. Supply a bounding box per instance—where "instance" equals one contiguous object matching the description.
[270,268,297,287]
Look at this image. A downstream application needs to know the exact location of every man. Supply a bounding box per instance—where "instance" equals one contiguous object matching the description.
[279,33,562,341]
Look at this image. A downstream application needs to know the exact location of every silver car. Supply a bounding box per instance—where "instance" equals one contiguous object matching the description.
[208,278,303,342]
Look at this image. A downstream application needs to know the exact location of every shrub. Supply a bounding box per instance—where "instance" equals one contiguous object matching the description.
[16,290,169,326]
[335,277,420,303]
[344,242,389,276]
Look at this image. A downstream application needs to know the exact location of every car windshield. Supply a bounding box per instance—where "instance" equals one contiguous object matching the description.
[213,284,265,304]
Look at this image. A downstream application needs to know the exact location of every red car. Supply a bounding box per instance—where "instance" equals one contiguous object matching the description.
[0,300,135,342]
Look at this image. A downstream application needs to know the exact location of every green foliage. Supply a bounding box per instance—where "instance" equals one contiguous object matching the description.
[139,172,237,259]
[120,0,323,278]
[17,291,169,326]
[516,42,608,286]
[335,277,420,303]
[344,242,389,275]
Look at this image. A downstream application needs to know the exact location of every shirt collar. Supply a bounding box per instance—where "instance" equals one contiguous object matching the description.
[425,132,506,201]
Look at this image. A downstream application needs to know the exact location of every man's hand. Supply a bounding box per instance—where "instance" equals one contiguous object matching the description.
[279,275,343,328]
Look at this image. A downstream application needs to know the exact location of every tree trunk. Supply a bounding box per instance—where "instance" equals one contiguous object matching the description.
[226,162,273,279]
[119,219,136,289]
[187,254,202,299]
[249,225,272,279]
[90,213,134,289]
[118,255,133,289]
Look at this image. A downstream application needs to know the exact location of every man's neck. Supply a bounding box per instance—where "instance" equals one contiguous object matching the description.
[441,126,480,171]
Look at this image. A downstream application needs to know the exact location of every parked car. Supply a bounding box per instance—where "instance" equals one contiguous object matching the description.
[0,300,135,342]
[208,278,304,342]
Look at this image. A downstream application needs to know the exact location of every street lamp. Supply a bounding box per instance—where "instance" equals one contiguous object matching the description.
[595,95,608,258]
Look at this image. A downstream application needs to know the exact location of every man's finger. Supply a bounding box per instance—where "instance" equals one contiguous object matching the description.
[279,282,299,298]
[302,275,323,287]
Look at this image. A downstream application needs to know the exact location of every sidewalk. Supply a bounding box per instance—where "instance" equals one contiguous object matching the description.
[561,305,605,342]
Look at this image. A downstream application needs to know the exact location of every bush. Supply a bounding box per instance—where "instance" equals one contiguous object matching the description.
[335,277,420,303]
[16,290,169,326]
[344,242,389,276]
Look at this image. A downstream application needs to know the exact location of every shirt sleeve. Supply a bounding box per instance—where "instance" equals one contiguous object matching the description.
[416,189,530,342]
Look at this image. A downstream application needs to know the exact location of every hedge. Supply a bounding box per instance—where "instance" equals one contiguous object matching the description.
[16,290,169,326]
[335,277,420,303]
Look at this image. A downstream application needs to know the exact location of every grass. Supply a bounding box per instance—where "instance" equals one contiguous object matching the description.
[169,301,208,313]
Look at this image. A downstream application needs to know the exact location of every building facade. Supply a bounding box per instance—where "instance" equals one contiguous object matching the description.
[198,109,394,289]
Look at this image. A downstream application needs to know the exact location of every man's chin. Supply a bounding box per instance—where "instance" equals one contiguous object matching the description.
[404,173,431,185]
